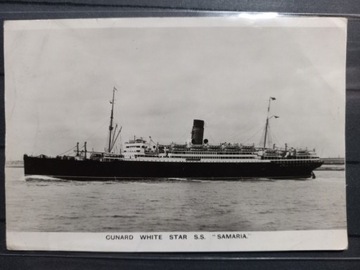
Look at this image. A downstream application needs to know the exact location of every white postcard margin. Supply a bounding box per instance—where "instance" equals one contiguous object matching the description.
[7,230,347,252]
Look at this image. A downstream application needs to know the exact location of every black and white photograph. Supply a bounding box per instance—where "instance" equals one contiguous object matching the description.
[4,16,347,252]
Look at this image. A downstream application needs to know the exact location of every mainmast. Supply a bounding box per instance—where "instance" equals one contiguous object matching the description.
[108,87,117,153]
[263,97,278,149]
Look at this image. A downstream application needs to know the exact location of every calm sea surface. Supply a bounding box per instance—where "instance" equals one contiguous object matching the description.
[6,167,346,232]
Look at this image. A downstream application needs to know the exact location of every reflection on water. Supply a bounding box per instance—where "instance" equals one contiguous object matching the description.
[6,167,346,232]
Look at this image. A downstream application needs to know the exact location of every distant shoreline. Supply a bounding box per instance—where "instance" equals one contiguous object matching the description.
[321,158,345,165]
[5,161,24,168]
[315,165,345,171]
[6,165,24,168]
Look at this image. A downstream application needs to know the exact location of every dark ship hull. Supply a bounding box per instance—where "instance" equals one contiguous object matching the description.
[24,155,323,181]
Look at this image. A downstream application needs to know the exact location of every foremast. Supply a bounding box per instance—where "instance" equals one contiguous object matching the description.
[107,87,122,154]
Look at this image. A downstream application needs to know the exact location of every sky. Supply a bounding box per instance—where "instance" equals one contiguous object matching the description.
[4,17,347,160]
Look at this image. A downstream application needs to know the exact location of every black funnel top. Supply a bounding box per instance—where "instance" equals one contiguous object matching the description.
[191,119,204,145]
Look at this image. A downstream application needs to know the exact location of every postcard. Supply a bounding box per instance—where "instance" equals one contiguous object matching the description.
[4,16,347,252]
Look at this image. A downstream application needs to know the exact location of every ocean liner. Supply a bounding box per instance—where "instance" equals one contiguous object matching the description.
[24,88,323,180]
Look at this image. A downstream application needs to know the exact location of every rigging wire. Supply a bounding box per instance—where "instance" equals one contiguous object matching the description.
[77,119,108,153]
[56,120,108,156]
[258,127,265,147]
[57,145,78,156]
[270,127,281,147]
[110,126,122,151]
[266,125,280,148]
[267,126,273,148]
[83,119,108,143]
[243,125,266,146]
[229,118,262,143]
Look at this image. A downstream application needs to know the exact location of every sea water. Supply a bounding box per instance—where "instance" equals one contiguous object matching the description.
[5,167,346,232]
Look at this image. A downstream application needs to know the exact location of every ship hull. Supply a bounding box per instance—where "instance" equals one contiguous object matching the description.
[23,155,323,181]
